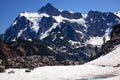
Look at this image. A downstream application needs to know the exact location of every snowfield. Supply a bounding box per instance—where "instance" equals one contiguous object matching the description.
[0,65,119,80]
[0,46,120,80]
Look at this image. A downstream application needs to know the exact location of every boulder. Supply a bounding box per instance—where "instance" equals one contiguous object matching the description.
[0,66,5,72]
[8,70,15,74]
[25,69,31,73]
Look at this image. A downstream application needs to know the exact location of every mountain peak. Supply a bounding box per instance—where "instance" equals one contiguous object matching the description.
[38,3,60,16]
[45,3,54,8]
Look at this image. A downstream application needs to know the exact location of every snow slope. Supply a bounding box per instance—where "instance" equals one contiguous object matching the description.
[0,65,119,80]
[0,45,120,80]
[87,45,120,66]
[85,45,120,80]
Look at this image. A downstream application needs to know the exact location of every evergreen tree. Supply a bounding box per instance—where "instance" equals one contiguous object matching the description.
[111,32,116,38]
[103,37,106,45]
[103,37,106,51]
[94,46,98,58]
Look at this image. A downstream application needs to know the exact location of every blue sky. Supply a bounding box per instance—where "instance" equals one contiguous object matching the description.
[0,0,120,34]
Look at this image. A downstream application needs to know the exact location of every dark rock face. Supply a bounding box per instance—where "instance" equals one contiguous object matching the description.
[37,16,57,38]
[38,3,82,19]
[38,3,60,16]
[0,66,5,72]
[2,16,33,41]
[110,24,120,38]
[73,13,83,19]
[0,59,5,72]
[86,11,120,37]
[60,23,80,41]
[61,11,82,19]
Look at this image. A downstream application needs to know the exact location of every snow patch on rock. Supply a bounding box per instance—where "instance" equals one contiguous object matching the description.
[19,12,49,33]
[40,23,60,40]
